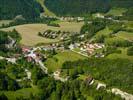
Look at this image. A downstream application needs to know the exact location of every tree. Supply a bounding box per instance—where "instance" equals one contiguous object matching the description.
[0,93,8,100]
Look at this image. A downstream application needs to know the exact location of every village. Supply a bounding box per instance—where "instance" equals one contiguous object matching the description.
[1,42,133,100]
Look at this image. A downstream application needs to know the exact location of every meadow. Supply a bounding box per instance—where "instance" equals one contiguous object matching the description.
[2,21,84,46]
[45,50,87,72]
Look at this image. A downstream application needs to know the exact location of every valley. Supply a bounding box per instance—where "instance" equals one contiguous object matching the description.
[0,0,133,100]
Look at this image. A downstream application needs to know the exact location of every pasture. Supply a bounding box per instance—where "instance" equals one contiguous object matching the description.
[45,50,87,72]
[1,21,84,46]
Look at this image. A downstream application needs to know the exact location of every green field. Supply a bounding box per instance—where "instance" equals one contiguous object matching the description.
[45,50,87,72]
[106,7,127,16]
[107,48,133,61]
[1,86,39,100]
[116,31,133,41]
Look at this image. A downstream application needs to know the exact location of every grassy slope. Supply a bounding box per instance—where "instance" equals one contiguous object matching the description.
[45,50,87,72]
[36,0,56,16]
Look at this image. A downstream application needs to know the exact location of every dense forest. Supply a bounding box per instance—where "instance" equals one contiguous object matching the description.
[0,0,43,20]
[45,0,110,16]
[45,0,133,16]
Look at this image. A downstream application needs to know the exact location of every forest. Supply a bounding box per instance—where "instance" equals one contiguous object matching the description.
[45,0,110,16]
[0,0,43,20]
[45,0,133,16]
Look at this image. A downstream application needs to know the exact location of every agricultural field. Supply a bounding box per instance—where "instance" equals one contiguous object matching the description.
[1,86,39,100]
[45,50,87,72]
[116,31,133,41]
[1,21,84,46]
[106,7,127,16]
[107,48,133,61]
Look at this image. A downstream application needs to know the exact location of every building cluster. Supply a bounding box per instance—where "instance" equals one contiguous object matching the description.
[40,30,77,40]
[59,17,84,22]
[22,46,44,62]
[80,43,105,55]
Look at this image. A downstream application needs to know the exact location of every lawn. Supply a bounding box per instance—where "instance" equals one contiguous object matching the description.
[45,50,87,72]
[1,22,84,46]
[0,86,40,100]
[116,31,133,41]
[106,7,127,16]
[107,48,133,61]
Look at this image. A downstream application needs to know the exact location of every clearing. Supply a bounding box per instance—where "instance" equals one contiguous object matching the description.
[1,22,84,46]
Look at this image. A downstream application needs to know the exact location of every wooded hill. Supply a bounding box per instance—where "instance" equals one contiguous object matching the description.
[45,0,133,16]
[0,0,43,20]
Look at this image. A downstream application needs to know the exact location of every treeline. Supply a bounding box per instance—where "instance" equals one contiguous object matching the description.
[0,17,58,28]
[62,58,133,94]
[0,0,43,20]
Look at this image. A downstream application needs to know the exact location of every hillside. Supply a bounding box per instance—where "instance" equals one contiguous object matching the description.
[45,0,110,16]
[44,0,133,16]
[0,0,43,20]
